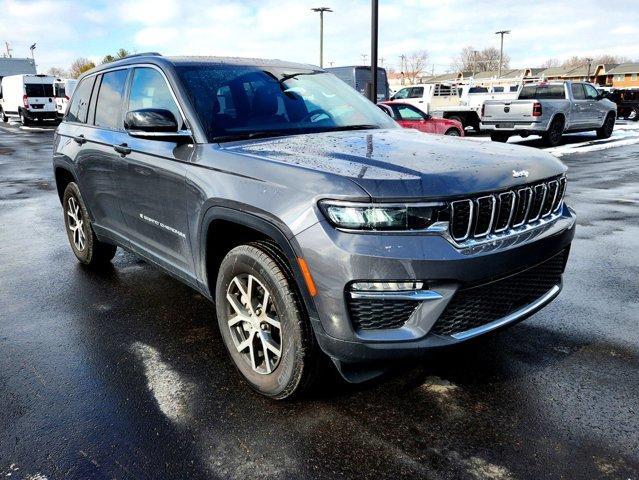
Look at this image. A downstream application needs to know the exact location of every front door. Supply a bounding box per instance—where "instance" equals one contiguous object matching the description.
[115,67,195,279]
[393,103,435,133]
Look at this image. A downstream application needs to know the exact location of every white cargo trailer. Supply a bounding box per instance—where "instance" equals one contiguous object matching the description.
[0,74,57,125]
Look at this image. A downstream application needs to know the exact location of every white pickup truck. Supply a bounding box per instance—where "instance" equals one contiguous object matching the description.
[391,83,519,132]
[481,81,617,146]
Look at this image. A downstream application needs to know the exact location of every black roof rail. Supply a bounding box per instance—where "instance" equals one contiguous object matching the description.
[122,52,162,59]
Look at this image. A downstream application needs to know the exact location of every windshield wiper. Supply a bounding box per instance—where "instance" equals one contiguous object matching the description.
[278,71,323,83]
[213,130,297,143]
[323,125,381,132]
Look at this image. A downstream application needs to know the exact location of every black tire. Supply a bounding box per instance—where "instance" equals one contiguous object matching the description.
[19,111,30,126]
[0,108,7,123]
[630,107,639,122]
[596,113,615,139]
[543,116,564,147]
[215,242,319,400]
[490,132,509,143]
[444,128,461,136]
[62,182,117,267]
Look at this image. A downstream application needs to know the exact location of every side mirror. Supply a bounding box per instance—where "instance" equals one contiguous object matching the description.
[125,108,192,140]
[423,114,432,120]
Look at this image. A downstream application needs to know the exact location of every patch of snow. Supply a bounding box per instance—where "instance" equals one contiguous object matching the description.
[131,341,195,424]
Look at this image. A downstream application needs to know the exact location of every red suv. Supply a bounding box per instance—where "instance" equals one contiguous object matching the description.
[378,101,464,136]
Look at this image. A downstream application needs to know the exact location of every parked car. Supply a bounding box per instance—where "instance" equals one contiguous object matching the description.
[326,65,390,101]
[0,74,57,125]
[53,54,576,399]
[481,81,617,146]
[54,78,78,119]
[378,101,464,136]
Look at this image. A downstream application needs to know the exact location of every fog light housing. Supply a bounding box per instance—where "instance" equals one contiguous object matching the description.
[350,281,424,292]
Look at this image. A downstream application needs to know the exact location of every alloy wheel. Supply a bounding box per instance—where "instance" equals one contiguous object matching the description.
[225,273,282,375]
[67,196,87,251]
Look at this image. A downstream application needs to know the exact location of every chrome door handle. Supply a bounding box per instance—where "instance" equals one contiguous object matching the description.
[113,143,132,156]
[73,134,86,145]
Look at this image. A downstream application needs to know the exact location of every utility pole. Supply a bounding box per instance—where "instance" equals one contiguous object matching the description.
[360,53,368,64]
[311,7,332,68]
[585,57,593,82]
[400,54,406,85]
[472,50,479,77]
[495,30,510,77]
[370,0,379,102]
[5,41,12,58]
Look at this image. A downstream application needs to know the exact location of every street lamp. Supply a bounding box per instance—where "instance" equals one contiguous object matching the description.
[370,0,379,102]
[494,30,510,77]
[311,7,332,68]
[585,57,593,83]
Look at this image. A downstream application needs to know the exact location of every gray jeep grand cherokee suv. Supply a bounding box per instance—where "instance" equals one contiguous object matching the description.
[53,54,576,399]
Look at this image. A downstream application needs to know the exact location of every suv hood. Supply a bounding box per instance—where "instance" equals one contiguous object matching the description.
[222,128,566,200]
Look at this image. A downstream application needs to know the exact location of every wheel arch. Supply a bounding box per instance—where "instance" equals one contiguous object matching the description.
[54,165,77,204]
[199,206,319,320]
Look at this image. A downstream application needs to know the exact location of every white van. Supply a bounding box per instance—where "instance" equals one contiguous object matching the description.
[0,74,57,125]
[54,78,78,118]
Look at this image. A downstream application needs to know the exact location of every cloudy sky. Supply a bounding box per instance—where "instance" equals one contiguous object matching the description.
[1,0,637,74]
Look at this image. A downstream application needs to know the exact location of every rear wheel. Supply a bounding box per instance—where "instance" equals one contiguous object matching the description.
[0,108,7,123]
[444,128,461,136]
[19,111,30,126]
[596,113,615,139]
[543,116,564,147]
[490,132,510,143]
[215,243,319,399]
[62,182,117,267]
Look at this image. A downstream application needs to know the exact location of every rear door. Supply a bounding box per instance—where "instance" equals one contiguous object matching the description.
[74,69,130,239]
[115,66,195,278]
[569,83,589,128]
[25,80,56,114]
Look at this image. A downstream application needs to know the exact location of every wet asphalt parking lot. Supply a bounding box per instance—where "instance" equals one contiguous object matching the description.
[0,121,638,480]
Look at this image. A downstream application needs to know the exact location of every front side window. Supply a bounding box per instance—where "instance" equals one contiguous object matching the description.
[393,88,410,99]
[66,76,95,124]
[584,84,599,100]
[94,69,129,130]
[128,68,182,127]
[176,65,397,142]
[393,104,425,121]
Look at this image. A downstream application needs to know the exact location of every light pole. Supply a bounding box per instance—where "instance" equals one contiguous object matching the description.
[370,0,379,102]
[311,7,332,68]
[29,43,37,70]
[495,30,510,77]
[472,50,479,77]
[585,57,593,82]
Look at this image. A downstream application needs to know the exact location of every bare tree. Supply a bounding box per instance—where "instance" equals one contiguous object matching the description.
[403,50,429,85]
[563,54,630,69]
[69,58,96,78]
[47,67,69,78]
[540,58,560,68]
[452,46,509,73]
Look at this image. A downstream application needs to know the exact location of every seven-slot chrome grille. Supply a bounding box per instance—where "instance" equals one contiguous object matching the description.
[449,177,566,242]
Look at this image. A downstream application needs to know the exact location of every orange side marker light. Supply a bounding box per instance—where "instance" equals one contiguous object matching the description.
[297,258,318,297]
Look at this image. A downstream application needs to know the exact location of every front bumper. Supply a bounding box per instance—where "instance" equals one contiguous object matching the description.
[295,204,576,364]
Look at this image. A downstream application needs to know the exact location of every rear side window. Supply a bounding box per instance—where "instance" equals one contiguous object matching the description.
[128,68,182,127]
[25,83,54,97]
[571,83,586,100]
[66,77,96,124]
[408,87,424,98]
[519,84,565,100]
[94,69,129,130]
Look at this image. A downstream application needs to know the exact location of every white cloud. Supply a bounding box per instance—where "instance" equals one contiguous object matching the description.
[119,0,179,25]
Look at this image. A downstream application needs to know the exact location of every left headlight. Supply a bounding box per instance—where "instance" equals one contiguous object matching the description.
[318,200,445,231]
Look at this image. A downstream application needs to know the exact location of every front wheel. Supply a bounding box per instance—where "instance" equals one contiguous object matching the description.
[215,243,319,399]
[596,113,615,139]
[444,128,461,136]
[63,182,117,267]
[20,111,30,126]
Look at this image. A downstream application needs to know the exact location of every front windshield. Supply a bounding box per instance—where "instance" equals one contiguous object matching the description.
[176,64,397,142]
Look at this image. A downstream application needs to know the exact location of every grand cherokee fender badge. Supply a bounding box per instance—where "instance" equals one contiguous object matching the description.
[512,169,529,178]
[139,213,186,238]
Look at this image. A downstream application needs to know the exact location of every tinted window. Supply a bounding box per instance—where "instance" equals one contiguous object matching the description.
[493,86,504,92]
[54,83,66,98]
[408,87,424,98]
[394,104,425,120]
[25,83,53,97]
[584,84,599,100]
[94,69,129,129]
[571,83,585,100]
[469,87,488,93]
[519,84,565,100]
[66,77,95,124]
[393,88,410,99]
[128,68,182,127]
[510,85,519,92]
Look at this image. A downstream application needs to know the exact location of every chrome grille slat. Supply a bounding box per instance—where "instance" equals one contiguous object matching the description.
[449,177,566,244]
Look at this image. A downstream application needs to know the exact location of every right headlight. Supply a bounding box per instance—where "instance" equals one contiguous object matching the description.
[318,200,445,231]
